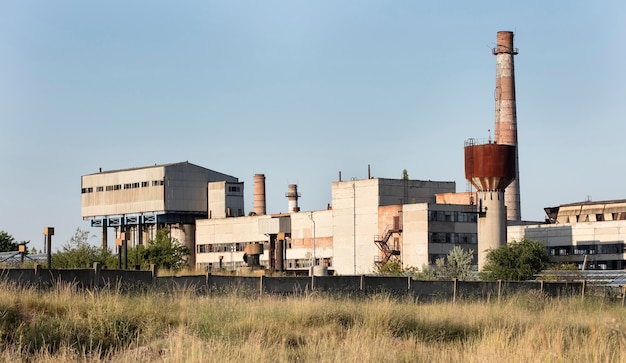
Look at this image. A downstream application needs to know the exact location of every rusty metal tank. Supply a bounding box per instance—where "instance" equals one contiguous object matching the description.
[464,141,516,192]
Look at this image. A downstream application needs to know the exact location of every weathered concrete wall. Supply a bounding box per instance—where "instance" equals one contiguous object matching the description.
[0,267,590,302]
[262,276,311,294]
[99,269,153,289]
[156,275,207,292]
[410,280,454,301]
[456,281,500,300]
[362,276,409,294]
[312,275,361,292]
[0,268,39,285]
[207,275,259,294]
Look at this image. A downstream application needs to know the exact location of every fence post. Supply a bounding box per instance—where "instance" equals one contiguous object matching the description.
[93,262,101,289]
[453,278,457,304]
[622,285,625,308]
[259,275,264,297]
[540,280,544,294]
[360,275,365,292]
[581,280,586,302]
[498,280,502,304]
[150,264,157,285]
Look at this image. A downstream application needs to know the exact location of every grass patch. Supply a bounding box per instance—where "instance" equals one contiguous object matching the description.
[0,280,624,362]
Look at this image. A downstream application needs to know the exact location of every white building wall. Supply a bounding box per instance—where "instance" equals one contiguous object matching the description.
[401,203,430,268]
[509,221,626,246]
[331,179,381,275]
[81,167,167,217]
[288,210,334,266]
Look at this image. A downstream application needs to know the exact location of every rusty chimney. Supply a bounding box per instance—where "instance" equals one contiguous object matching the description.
[286,184,301,212]
[253,174,266,215]
[493,30,521,222]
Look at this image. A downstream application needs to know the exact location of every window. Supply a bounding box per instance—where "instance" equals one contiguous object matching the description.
[96,186,104,192]
[81,187,93,193]
[114,184,121,190]
[132,182,140,188]
[228,186,241,192]
[141,181,149,187]
[124,183,132,189]
[152,180,164,186]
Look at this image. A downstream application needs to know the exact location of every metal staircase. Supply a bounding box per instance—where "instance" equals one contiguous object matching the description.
[374,221,402,265]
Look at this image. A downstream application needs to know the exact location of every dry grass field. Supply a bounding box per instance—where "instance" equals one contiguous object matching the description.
[0,281,624,362]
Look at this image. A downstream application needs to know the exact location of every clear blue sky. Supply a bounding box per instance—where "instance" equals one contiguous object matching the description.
[1,1,624,251]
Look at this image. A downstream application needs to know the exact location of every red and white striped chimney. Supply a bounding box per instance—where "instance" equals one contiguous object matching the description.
[493,31,521,222]
[286,184,300,213]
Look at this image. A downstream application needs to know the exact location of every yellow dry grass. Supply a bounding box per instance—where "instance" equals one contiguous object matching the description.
[0,281,624,362]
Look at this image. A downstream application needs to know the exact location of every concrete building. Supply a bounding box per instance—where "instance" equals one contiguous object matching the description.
[196,177,478,274]
[508,199,626,270]
[81,161,240,266]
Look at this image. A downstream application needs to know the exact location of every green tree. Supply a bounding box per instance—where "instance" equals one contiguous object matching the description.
[375,261,403,276]
[51,228,115,268]
[404,264,438,281]
[435,246,475,281]
[0,231,28,252]
[137,229,190,271]
[481,238,549,281]
[401,169,409,180]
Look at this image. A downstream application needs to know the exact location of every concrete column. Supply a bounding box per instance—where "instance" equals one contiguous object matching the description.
[477,190,507,270]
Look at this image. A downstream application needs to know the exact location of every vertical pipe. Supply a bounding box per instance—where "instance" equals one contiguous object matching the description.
[493,31,521,221]
[44,227,54,269]
[102,225,108,250]
[253,174,266,215]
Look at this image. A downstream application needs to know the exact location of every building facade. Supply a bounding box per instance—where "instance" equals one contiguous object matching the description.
[195,177,478,274]
[81,161,239,266]
[508,200,626,270]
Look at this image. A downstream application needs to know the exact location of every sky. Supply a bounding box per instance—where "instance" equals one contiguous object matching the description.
[1,1,625,251]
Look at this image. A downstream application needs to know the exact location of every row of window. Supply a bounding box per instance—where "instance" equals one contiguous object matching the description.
[197,242,269,254]
[81,180,164,194]
[197,257,333,271]
[549,243,624,256]
[429,232,478,244]
[428,210,477,223]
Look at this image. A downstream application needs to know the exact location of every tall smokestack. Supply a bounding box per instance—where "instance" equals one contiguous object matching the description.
[253,174,266,215]
[286,184,300,212]
[493,31,521,222]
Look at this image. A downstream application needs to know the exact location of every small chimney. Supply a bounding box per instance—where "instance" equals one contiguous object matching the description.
[253,174,266,215]
[286,184,301,212]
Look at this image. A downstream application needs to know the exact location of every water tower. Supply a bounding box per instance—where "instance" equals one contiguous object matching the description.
[464,139,516,269]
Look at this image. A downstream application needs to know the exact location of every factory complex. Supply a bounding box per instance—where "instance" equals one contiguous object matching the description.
[80,32,626,274]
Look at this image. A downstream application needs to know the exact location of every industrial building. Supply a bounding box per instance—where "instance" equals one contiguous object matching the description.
[79,31,626,274]
[80,163,479,274]
[508,200,626,270]
[80,161,240,266]
[196,176,478,274]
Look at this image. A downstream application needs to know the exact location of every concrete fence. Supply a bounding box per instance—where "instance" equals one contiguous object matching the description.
[0,264,594,302]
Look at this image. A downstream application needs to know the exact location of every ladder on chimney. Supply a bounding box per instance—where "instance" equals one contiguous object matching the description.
[374,217,402,265]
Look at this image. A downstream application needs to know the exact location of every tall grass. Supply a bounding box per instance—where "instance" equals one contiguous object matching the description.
[0,281,624,362]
